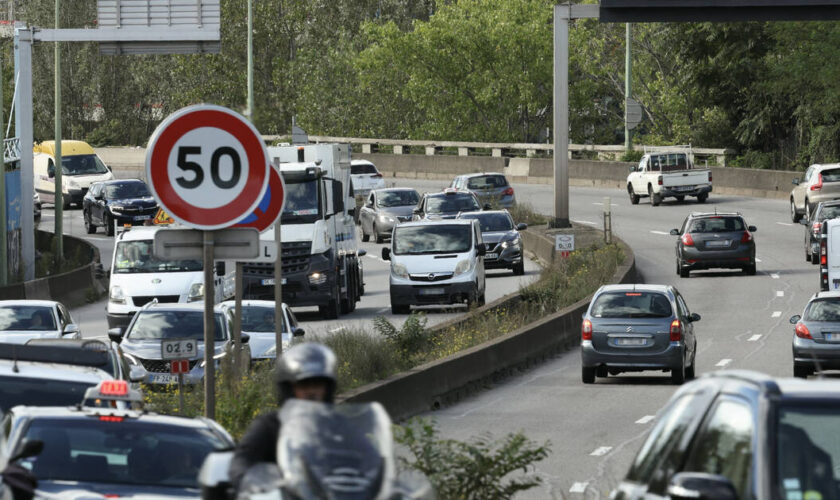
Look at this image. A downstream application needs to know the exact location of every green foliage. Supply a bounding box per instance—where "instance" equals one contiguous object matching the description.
[374,313,430,364]
[620,150,644,163]
[506,202,547,226]
[85,287,100,304]
[395,418,550,499]
[316,329,409,392]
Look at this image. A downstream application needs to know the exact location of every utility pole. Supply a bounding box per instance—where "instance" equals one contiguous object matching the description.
[246,0,254,119]
[54,0,63,267]
[0,52,6,286]
[624,23,632,155]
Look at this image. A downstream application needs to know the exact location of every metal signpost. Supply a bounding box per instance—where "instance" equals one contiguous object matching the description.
[147,104,269,419]
[160,338,197,414]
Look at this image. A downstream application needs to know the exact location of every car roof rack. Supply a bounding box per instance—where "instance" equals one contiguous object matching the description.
[0,342,109,368]
[703,369,781,396]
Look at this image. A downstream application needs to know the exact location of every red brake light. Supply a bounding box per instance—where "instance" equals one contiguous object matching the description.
[625,293,642,296]
[100,380,129,396]
[670,319,682,342]
[813,222,822,233]
[709,174,712,182]
[503,187,514,196]
[372,173,383,178]
[582,319,592,341]
[822,254,827,265]
[811,173,824,191]
[795,323,813,340]
[99,415,125,423]
[681,233,694,246]
[658,176,663,186]
[741,231,753,243]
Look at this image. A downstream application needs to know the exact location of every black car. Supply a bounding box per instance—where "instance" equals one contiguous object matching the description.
[457,210,527,274]
[670,212,757,277]
[801,200,840,264]
[612,370,840,500]
[413,188,483,220]
[83,179,158,236]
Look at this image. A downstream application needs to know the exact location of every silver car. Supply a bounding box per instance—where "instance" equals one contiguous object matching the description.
[451,173,516,208]
[359,188,420,243]
[790,291,840,378]
[220,300,305,360]
[0,300,80,344]
[791,163,840,222]
[581,284,699,384]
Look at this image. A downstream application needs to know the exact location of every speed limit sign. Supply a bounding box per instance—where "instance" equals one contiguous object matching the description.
[146,104,270,229]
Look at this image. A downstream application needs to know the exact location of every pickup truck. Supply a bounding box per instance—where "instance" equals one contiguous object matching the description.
[626,151,712,206]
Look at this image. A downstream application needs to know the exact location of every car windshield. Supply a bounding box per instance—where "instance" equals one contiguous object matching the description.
[459,213,513,232]
[0,305,56,331]
[127,311,225,341]
[818,205,840,221]
[241,306,287,333]
[351,163,378,175]
[18,418,229,488]
[0,376,94,412]
[282,180,321,222]
[113,240,202,274]
[425,194,480,214]
[776,405,840,500]
[590,292,673,318]
[377,190,419,208]
[804,299,840,322]
[393,225,472,255]
[688,217,745,233]
[62,154,109,176]
[105,182,151,199]
[467,175,508,190]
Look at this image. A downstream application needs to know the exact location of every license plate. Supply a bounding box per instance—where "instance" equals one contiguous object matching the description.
[706,240,730,247]
[418,287,445,296]
[826,333,839,341]
[261,278,287,286]
[150,373,176,384]
[134,215,152,220]
[616,338,647,346]
[675,186,693,192]
[485,253,498,259]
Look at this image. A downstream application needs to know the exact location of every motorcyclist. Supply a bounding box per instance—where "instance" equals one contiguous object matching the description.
[228,343,337,492]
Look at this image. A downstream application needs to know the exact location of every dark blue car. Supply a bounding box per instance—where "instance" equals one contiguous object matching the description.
[83,179,158,236]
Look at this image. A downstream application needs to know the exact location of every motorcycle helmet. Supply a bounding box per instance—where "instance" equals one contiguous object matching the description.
[275,343,337,403]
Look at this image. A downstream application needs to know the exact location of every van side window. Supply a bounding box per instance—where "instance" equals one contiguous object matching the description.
[47,159,55,177]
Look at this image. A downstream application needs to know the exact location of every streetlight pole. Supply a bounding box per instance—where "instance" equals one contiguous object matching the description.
[247,0,254,119]
[0,52,7,286]
[624,23,632,155]
[54,0,63,267]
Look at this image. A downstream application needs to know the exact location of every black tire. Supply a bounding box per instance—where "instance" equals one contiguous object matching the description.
[806,250,812,263]
[675,195,685,202]
[477,291,486,307]
[696,193,708,203]
[685,354,696,380]
[596,366,608,378]
[812,251,820,265]
[391,303,410,315]
[342,266,356,314]
[512,261,525,276]
[671,360,686,385]
[374,224,384,244]
[679,260,690,278]
[628,185,640,205]
[319,285,341,320]
[361,224,370,242]
[793,364,810,379]
[105,214,115,236]
[84,211,96,234]
[62,197,72,210]
[745,262,757,276]
[648,185,661,206]
[791,199,802,223]
[582,366,595,384]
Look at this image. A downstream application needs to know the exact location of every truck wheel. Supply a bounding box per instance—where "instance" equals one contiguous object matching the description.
[675,195,685,202]
[696,193,708,203]
[812,251,820,265]
[342,265,357,313]
[627,185,640,205]
[319,285,341,320]
[648,186,661,207]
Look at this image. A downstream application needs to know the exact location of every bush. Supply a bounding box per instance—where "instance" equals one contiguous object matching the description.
[506,202,547,226]
[620,150,644,163]
[317,329,409,392]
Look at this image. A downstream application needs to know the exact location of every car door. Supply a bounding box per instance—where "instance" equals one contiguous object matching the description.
[631,157,647,193]
[361,192,375,234]
[88,183,102,223]
[794,166,813,207]
[473,221,485,292]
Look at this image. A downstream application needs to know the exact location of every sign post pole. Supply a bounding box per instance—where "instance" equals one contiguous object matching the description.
[203,230,215,420]
[274,223,283,362]
[178,372,185,414]
[233,261,243,379]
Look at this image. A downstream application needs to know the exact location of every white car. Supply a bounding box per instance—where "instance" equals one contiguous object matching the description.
[0,300,80,344]
[351,159,386,196]
[220,300,305,360]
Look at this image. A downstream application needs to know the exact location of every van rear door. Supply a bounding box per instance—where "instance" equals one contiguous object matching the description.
[828,219,840,290]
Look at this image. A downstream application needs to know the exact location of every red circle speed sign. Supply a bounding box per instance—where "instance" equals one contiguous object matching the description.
[146,105,270,230]
[232,166,285,233]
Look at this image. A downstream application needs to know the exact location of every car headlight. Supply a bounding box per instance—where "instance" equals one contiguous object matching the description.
[378,214,395,223]
[199,352,227,368]
[109,285,125,304]
[454,259,473,275]
[188,283,204,302]
[392,263,409,279]
[501,237,521,249]
[308,272,328,285]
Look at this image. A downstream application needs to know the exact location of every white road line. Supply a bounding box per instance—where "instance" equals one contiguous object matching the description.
[650,230,670,235]
[777,290,784,297]
[569,482,588,494]
[364,254,387,264]
[777,222,794,226]
[716,358,733,367]
[635,415,655,424]
[572,219,597,226]
[772,311,782,318]
[748,334,762,342]
[590,446,612,456]
[770,273,780,279]
[591,202,618,206]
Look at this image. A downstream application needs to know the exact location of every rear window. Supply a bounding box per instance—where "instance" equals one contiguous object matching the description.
[0,376,95,412]
[688,217,745,233]
[805,299,840,322]
[650,153,689,172]
[822,168,840,183]
[351,163,378,175]
[467,175,508,189]
[818,205,840,221]
[590,292,673,318]
[459,212,513,232]
[425,194,481,214]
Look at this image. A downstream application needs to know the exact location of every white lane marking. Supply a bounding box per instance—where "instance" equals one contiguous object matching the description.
[772,311,782,318]
[569,482,588,494]
[756,258,762,262]
[591,202,618,206]
[364,254,387,264]
[650,230,670,235]
[770,273,780,279]
[635,415,655,424]
[748,334,762,342]
[572,219,597,226]
[716,358,733,367]
[777,290,784,297]
[590,446,612,456]
[777,222,794,226]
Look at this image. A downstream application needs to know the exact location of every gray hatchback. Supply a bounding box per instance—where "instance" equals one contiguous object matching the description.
[671,212,757,277]
[581,284,699,384]
[790,291,840,378]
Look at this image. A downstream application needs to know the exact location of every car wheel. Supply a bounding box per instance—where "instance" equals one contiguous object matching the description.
[791,199,802,223]
[628,185,640,205]
[319,285,341,320]
[675,195,685,202]
[745,262,757,276]
[696,193,708,203]
[685,355,696,380]
[84,211,96,234]
[512,261,525,276]
[806,250,812,263]
[361,224,370,243]
[793,364,810,379]
[671,360,686,385]
[105,214,115,236]
[596,366,608,378]
[813,251,821,265]
[648,185,661,207]
[477,291,486,307]
[391,303,410,315]
[582,366,595,384]
[62,197,72,210]
[374,224,384,244]
[679,261,690,278]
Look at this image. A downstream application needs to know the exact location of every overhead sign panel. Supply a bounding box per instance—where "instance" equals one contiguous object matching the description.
[600,0,840,23]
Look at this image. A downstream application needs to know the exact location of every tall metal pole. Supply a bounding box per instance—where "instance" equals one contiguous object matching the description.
[233,261,243,376]
[624,23,633,154]
[551,5,570,228]
[203,231,216,419]
[246,0,254,119]
[17,27,35,281]
[274,221,283,361]
[0,52,7,286]
[54,0,63,266]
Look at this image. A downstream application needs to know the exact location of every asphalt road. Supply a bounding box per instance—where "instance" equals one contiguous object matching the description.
[414,182,811,499]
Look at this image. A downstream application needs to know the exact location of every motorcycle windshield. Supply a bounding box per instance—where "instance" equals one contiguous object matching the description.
[277,400,395,500]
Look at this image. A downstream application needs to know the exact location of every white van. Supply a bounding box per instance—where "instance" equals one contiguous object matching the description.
[820,218,840,291]
[34,140,113,208]
[382,219,486,314]
[106,225,225,328]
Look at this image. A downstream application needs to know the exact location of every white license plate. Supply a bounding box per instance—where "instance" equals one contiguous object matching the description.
[826,333,839,341]
[150,373,176,384]
[675,186,694,192]
[261,278,287,286]
[418,287,445,296]
[134,215,152,220]
[706,240,730,247]
[617,338,647,346]
[485,253,499,259]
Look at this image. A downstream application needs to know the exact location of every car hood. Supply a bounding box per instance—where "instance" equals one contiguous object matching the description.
[121,339,225,360]
[395,253,470,274]
[0,331,61,344]
[482,230,518,245]
[66,172,113,188]
[37,480,199,499]
[246,331,291,358]
[107,196,157,208]
[378,206,414,218]
[424,212,459,220]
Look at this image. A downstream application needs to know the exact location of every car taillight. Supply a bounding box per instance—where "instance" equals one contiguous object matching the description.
[670,319,682,342]
[681,233,694,246]
[741,231,753,243]
[372,173,383,178]
[813,221,822,235]
[795,322,813,340]
[821,239,828,265]
[99,415,125,423]
[503,187,514,196]
[582,319,592,341]
[709,174,712,182]
[658,176,663,186]
[811,173,824,191]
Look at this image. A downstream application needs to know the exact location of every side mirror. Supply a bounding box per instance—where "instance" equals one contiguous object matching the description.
[689,313,701,322]
[792,178,800,185]
[358,249,367,257]
[240,333,250,344]
[799,218,809,226]
[629,166,636,172]
[748,225,757,232]
[476,243,487,256]
[62,323,80,336]
[666,472,738,500]
[292,327,306,337]
[11,439,44,462]
[215,261,226,277]
[108,327,125,344]
[516,223,528,230]
[198,451,234,493]
[790,315,802,324]
[129,363,148,383]
[382,247,391,261]
[670,229,680,236]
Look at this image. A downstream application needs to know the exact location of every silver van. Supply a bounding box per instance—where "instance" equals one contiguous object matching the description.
[383,220,487,314]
